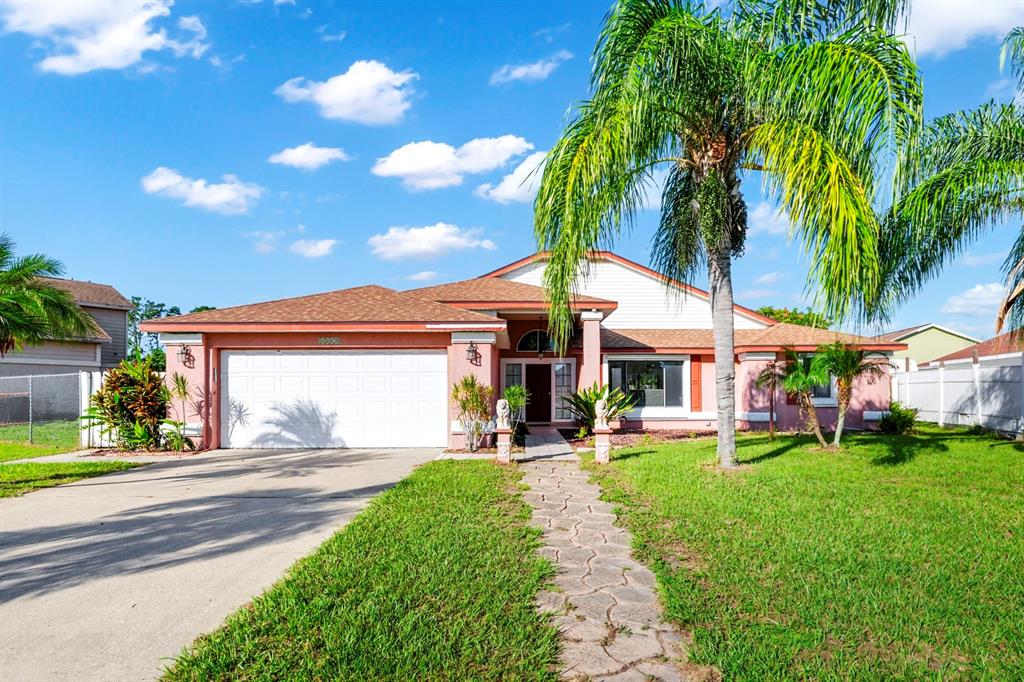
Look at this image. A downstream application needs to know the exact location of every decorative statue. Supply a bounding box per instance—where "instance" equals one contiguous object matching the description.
[594,398,609,430]
[496,399,511,430]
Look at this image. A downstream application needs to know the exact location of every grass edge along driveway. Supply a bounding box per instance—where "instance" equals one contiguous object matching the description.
[0,461,142,497]
[586,426,1024,680]
[165,459,560,681]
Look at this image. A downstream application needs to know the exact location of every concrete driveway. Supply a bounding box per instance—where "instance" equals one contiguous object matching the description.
[0,447,439,681]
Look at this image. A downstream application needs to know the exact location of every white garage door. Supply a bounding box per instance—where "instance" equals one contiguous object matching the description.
[221,350,448,448]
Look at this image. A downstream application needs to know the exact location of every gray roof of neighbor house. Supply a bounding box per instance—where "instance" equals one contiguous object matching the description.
[876,323,978,343]
[40,277,133,310]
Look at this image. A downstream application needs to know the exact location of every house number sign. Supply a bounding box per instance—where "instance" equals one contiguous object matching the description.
[317,336,341,345]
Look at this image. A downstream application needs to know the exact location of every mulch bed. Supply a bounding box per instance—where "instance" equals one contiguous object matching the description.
[88,448,203,458]
[558,428,716,450]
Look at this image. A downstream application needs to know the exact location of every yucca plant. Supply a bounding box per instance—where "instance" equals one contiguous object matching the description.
[451,375,494,452]
[564,382,638,435]
[534,0,921,467]
[502,384,530,446]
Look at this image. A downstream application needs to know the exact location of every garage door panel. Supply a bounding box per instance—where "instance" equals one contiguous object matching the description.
[222,350,447,448]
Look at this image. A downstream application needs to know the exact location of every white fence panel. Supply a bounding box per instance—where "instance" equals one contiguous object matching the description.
[896,353,1024,434]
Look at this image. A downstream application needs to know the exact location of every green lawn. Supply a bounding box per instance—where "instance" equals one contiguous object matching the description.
[0,461,141,497]
[587,425,1024,680]
[165,460,558,681]
[0,419,81,462]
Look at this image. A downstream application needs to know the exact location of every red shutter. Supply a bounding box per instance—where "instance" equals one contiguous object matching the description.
[690,356,702,411]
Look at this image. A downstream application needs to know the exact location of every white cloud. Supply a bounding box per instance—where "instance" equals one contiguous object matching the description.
[141,167,263,215]
[368,223,497,261]
[747,201,791,236]
[289,238,337,258]
[476,151,546,204]
[274,0,296,5]
[533,23,570,43]
[940,283,1006,316]
[0,0,209,75]
[960,249,1009,267]
[904,0,1023,58]
[268,142,349,171]
[373,135,533,190]
[275,60,417,125]
[315,24,346,42]
[244,224,305,253]
[407,270,438,282]
[736,288,778,301]
[490,49,573,84]
[755,271,784,285]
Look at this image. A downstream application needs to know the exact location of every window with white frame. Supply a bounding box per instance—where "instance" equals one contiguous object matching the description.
[554,362,572,420]
[517,330,555,353]
[802,356,834,399]
[607,359,686,407]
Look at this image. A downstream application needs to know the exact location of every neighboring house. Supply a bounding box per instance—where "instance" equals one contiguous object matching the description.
[0,277,132,377]
[924,331,1024,366]
[876,323,977,371]
[142,251,904,450]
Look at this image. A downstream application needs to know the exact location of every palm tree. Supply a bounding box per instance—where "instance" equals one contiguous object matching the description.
[781,349,830,448]
[876,28,1024,333]
[534,0,921,467]
[0,233,98,355]
[755,357,787,439]
[815,342,886,446]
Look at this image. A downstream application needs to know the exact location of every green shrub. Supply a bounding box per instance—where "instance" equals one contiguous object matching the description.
[564,382,638,434]
[879,401,918,434]
[82,351,169,450]
[451,375,493,452]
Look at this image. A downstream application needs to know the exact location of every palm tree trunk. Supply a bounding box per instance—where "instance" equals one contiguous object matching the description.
[801,395,829,448]
[709,247,737,467]
[832,383,851,447]
[768,386,775,440]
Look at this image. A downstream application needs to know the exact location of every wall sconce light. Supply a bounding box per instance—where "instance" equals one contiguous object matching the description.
[176,345,195,368]
[466,341,478,362]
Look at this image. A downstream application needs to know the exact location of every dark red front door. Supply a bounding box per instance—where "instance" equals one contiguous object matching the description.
[525,364,551,422]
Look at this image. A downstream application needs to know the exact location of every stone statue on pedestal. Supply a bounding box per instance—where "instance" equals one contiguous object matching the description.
[496,399,511,430]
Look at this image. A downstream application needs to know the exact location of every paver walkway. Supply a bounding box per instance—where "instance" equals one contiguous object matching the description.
[524,426,576,461]
[521,460,691,681]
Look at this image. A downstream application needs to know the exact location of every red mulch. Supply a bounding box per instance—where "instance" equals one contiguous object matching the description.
[558,429,716,449]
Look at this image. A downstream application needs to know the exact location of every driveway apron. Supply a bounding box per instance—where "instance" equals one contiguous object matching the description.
[0,447,437,681]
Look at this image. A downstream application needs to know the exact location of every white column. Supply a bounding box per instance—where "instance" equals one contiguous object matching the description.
[937,364,945,428]
[973,360,982,427]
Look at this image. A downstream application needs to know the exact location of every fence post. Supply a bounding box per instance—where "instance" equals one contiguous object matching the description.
[1018,354,1024,438]
[938,363,945,427]
[972,359,982,427]
[27,375,33,444]
[79,371,91,448]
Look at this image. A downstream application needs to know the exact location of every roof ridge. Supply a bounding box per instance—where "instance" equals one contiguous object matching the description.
[162,284,400,323]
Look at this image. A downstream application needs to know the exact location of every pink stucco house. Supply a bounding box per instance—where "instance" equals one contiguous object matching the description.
[141,251,904,449]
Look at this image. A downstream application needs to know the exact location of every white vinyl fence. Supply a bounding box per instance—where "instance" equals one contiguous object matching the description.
[893,353,1024,434]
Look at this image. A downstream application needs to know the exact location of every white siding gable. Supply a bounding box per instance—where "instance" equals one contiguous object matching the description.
[498,258,767,330]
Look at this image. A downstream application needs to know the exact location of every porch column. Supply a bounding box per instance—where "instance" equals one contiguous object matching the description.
[580,310,604,389]
[448,331,498,450]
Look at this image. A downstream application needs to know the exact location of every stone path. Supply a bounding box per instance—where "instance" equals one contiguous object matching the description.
[523,426,576,461]
[522,460,691,681]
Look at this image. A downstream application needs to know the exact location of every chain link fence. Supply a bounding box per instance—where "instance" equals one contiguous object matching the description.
[0,373,83,444]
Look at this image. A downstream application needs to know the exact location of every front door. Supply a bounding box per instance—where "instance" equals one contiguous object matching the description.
[524,364,552,422]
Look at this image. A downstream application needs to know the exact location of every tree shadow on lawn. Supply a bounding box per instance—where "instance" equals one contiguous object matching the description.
[868,434,951,466]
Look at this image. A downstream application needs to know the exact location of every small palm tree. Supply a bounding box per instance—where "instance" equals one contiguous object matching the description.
[534,0,921,467]
[781,350,830,449]
[754,357,787,440]
[815,343,886,446]
[0,233,98,355]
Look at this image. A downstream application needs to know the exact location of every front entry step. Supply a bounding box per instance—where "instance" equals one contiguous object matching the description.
[522,426,576,461]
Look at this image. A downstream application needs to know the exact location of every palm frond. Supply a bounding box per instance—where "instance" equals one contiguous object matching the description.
[997,227,1024,333]
[1001,26,1024,91]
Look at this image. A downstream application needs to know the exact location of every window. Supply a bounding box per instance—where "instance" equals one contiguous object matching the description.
[517,330,555,353]
[608,359,685,408]
[802,356,833,398]
[554,363,572,420]
[504,363,522,388]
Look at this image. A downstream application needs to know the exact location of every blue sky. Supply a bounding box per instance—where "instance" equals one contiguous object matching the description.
[1,0,1021,339]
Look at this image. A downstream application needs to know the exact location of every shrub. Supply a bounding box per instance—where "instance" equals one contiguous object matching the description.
[82,351,190,451]
[564,382,638,434]
[451,375,494,452]
[502,384,530,446]
[879,401,917,434]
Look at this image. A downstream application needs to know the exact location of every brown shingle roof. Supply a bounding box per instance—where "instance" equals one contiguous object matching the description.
[143,285,501,329]
[929,331,1024,364]
[602,323,904,351]
[875,324,927,342]
[407,278,615,308]
[41,277,132,310]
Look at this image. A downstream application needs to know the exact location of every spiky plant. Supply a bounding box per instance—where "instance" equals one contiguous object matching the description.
[0,233,99,355]
[533,0,921,467]
[815,342,886,446]
[781,349,831,448]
